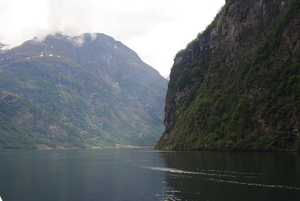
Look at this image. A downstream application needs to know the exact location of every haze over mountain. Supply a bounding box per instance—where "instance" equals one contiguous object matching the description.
[0,0,225,77]
[0,33,167,149]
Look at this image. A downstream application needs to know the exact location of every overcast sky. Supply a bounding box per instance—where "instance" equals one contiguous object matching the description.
[0,0,225,77]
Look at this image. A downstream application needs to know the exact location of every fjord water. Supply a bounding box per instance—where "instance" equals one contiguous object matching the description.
[0,149,299,201]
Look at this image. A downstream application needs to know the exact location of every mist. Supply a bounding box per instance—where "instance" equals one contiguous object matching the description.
[0,0,225,76]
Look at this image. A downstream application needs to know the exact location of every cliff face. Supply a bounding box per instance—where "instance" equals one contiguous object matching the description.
[156,0,300,150]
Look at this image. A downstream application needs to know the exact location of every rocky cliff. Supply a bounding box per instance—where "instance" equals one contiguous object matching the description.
[156,0,300,151]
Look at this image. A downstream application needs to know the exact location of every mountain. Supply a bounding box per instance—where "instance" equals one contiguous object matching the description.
[0,90,87,149]
[0,33,167,149]
[155,0,300,151]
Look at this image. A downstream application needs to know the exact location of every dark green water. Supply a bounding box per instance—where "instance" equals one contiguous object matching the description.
[0,148,299,201]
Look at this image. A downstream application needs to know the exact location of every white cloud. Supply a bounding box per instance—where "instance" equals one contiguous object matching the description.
[0,0,225,77]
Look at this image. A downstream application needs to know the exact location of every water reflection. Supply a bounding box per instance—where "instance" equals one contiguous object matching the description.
[0,149,299,201]
[156,151,300,201]
[0,149,167,201]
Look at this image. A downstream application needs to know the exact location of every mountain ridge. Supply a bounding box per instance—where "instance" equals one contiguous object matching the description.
[0,33,167,149]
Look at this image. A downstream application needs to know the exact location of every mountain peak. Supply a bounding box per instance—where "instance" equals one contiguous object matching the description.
[0,32,167,149]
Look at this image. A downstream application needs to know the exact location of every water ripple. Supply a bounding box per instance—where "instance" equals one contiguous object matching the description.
[141,166,300,191]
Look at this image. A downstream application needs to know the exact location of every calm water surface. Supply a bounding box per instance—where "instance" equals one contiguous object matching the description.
[0,148,299,201]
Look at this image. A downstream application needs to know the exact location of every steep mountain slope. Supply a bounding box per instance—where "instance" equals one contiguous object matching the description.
[156,0,300,151]
[0,33,167,148]
[0,90,86,149]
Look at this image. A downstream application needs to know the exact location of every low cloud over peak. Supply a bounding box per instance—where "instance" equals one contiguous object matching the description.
[0,0,225,76]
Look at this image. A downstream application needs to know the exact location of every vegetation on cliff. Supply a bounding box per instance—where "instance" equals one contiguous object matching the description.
[156,0,300,151]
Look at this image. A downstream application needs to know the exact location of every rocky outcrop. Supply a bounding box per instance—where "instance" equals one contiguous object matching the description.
[156,0,300,151]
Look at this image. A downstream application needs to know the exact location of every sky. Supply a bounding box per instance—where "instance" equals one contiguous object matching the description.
[0,0,225,77]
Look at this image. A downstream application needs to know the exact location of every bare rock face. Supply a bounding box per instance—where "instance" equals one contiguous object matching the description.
[156,0,300,151]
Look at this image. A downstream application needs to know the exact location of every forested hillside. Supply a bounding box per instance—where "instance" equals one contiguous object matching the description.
[0,90,88,149]
[0,33,167,149]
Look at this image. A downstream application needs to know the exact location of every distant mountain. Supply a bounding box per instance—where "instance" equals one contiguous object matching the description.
[0,33,167,149]
[156,0,300,151]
